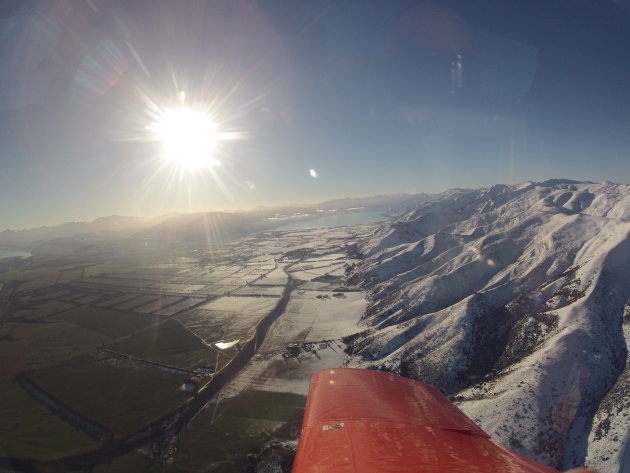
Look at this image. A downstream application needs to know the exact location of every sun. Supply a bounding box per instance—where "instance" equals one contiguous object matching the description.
[147,107,221,170]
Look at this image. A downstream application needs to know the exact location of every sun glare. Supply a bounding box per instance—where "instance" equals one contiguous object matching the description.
[148,107,221,170]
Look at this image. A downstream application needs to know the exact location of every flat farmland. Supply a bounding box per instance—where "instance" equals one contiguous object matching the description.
[97,293,144,308]
[301,254,346,262]
[199,296,280,314]
[259,290,365,353]
[231,286,284,297]
[134,295,183,314]
[154,297,206,316]
[163,428,263,473]
[0,381,98,458]
[180,274,221,285]
[242,267,271,278]
[83,260,158,278]
[282,290,365,341]
[12,300,77,319]
[146,283,207,293]
[100,273,162,281]
[228,345,349,396]
[0,320,109,380]
[112,294,159,311]
[63,291,97,301]
[72,294,106,305]
[246,265,277,275]
[176,310,235,345]
[207,268,240,279]
[29,288,75,302]
[288,262,345,282]
[0,222,371,471]
[28,353,190,437]
[56,306,161,338]
[325,266,346,277]
[78,451,157,473]
[80,277,154,290]
[179,296,279,342]
[210,284,243,295]
[173,270,209,285]
[107,319,221,370]
[171,390,305,473]
[209,389,305,435]
[218,276,251,287]
[13,269,61,292]
[250,277,287,286]
[57,268,83,283]
[123,263,187,277]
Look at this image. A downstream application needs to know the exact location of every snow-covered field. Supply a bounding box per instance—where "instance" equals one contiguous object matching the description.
[179,296,280,341]
[260,290,365,353]
[220,343,349,398]
[343,180,630,473]
[212,231,368,402]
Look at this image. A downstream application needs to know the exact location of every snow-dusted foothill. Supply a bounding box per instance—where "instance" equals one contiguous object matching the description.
[343,180,630,473]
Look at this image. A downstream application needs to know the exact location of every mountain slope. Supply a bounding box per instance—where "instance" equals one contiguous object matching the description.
[344,180,630,473]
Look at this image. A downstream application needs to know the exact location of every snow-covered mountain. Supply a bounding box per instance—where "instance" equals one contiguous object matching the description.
[344,179,630,473]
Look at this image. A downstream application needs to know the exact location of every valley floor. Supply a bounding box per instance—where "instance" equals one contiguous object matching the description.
[0,223,373,472]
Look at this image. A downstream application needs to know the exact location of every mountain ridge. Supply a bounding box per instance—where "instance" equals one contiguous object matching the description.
[343,179,630,473]
[0,194,420,250]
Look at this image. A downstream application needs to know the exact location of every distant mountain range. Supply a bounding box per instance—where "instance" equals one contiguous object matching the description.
[313,193,431,211]
[0,195,423,254]
[0,215,169,247]
[343,179,629,473]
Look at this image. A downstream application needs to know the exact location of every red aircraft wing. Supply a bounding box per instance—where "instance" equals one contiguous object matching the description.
[292,368,560,473]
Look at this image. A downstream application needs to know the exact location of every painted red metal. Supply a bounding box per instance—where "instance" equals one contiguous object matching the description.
[292,368,560,473]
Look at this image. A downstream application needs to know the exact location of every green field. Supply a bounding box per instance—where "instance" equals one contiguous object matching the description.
[57,306,161,338]
[28,353,190,437]
[211,390,306,435]
[0,320,110,381]
[108,319,205,357]
[107,319,224,370]
[83,260,146,278]
[72,451,162,473]
[0,381,97,458]
[12,269,62,293]
[169,429,263,473]
[168,390,306,472]
[71,389,303,473]
[0,269,26,283]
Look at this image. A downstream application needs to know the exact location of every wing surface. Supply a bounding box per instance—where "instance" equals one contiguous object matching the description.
[292,368,560,473]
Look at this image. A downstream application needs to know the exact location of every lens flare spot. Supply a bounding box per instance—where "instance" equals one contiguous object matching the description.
[74,39,127,96]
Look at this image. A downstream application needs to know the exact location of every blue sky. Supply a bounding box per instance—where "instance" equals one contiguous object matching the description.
[0,0,629,230]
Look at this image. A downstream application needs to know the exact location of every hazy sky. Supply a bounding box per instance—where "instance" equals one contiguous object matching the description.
[0,0,629,230]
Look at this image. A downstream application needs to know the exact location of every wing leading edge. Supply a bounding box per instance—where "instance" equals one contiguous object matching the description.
[292,368,560,473]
